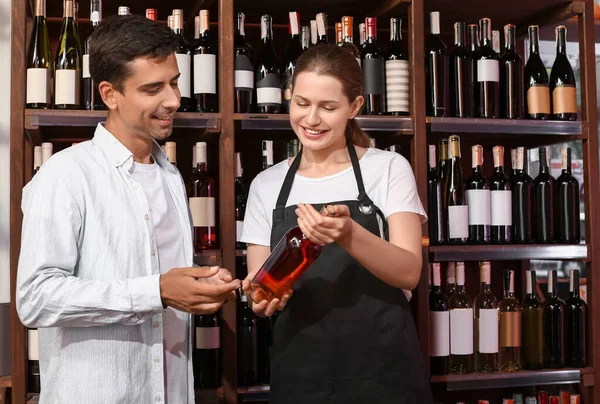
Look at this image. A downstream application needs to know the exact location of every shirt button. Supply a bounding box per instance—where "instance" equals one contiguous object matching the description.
[155,396,161,402]
[151,250,156,256]
[145,214,150,221]
[154,357,160,363]
[153,321,160,328]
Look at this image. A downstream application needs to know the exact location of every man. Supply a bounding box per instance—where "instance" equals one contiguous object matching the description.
[16,15,238,404]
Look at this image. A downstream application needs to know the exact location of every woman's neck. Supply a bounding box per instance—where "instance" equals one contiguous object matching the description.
[296,138,364,178]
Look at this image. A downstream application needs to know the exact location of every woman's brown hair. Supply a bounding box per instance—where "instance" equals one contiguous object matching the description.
[291,44,371,148]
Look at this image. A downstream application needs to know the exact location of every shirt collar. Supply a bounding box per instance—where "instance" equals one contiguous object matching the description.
[92,123,177,174]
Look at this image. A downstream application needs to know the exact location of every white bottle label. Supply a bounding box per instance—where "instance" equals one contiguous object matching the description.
[448,205,469,239]
[26,68,51,104]
[193,54,217,95]
[175,53,191,98]
[429,311,450,357]
[196,326,220,349]
[27,329,39,361]
[55,69,80,105]
[236,220,244,242]
[235,70,254,90]
[189,197,216,227]
[385,59,410,113]
[450,308,474,355]
[478,308,499,353]
[256,87,282,105]
[82,54,91,79]
[466,189,491,225]
[491,190,512,226]
[477,59,499,82]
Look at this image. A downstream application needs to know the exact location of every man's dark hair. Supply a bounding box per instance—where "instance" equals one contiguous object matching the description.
[89,15,179,91]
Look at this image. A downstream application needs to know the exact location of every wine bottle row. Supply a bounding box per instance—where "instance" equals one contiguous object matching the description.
[429,263,587,375]
[428,136,581,245]
[427,12,577,120]
[441,387,581,404]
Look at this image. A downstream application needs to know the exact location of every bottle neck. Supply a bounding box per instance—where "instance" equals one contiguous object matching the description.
[34,0,45,17]
[529,27,540,54]
[196,162,208,172]
[390,18,401,42]
[366,21,377,42]
[235,13,245,37]
[562,149,572,174]
[63,0,74,19]
[505,25,516,51]
[468,26,479,52]
[261,17,273,44]
[556,28,567,55]
[456,284,466,294]
[454,22,465,46]
[539,149,549,173]
[480,20,492,47]
[570,271,580,298]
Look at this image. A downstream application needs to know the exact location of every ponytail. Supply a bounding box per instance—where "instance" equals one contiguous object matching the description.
[347,118,371,148]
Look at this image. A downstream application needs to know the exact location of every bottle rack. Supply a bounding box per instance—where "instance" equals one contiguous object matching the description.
[8,0,600,403]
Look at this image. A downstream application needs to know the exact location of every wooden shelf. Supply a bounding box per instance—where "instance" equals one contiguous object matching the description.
[426,117,583,136]
[0,375,10,388]
[431,368,592,391]
[429,243,589,261]
[24,110,221,145]
[235,113,413,133]
[193,250,222,267]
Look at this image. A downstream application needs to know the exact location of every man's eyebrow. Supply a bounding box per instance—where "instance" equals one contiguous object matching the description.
[137,73,181,90]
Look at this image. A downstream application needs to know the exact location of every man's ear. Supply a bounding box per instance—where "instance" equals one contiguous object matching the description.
[98,81,118,110]
[349,96,364,119]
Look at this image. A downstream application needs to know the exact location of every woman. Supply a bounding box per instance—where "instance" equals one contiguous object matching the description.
[241,44,432,403]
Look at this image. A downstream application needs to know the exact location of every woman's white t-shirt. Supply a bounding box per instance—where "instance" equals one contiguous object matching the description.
[240,147,427,246]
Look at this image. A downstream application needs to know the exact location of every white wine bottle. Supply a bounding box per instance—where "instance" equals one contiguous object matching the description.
[55,0,82,109]
[26,0,53,109]
[498,269,522,371]
[449,262,473,374]
[474,261,498,373]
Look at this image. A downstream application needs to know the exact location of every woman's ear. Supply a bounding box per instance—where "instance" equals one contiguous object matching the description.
[349,96,364,119]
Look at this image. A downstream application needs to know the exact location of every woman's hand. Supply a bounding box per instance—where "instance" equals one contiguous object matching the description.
[295,203,353,246]
[241,277,292,318]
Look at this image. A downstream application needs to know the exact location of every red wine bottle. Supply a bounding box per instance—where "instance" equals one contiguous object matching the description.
[475,18,499,118]
[500,24,523,119]
[565,269,586,367]
[340,16,360,63]
[534,147,555,243]
[237,289,258,385]
[282,12,302,112]
[510,147,534,243]
[550,25,578,121]
[556,147,580,243]
[426,12,447,117]
[193,10,218,112]
[255,15,281,113]
[467,24,480,114]
[448,22,472,117]
[543,270,565,368]
[194,312,221,388]
[188,142,218,250]
[316,13,328,44]
[524,25,550,119]
[490,146,512,243]
[466,144,490,244]
[234,12,254,113]
[385,17,409,116]
[235,152,247,249]
[428,145,445,245]
[361,17,386,115]
[82,0,104,110]
[429,262,450,375]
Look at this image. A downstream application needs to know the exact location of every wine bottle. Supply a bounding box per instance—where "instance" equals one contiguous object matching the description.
[341,16,360,64]
[257,313,277,384]
[361,17,386,115]
[426,12,447,117]
[237,289,258,386]
[301,26,311,51]
[165,141,177,167]
[26,0,53,109]
[557,147,580,244]
[284,139,300,159]
[466,144,491,244]
[438,138,449,186]
[170,9,192,112]
[522,270,544,370]
[193,10,217,113]
[282,12,302,112]
[499,270,521,371]
[550,25,577,121]
[262,140,274,169]
[511,147,534,243]
[428,145,445,245]
[194,312,221,388]
[316,13,328,44]
[235,152,247,249]
[117,6,129,16]
[145,8,157,20]
[448,22,473,117]
[534,147,555,243]
[467,24,480,109]
[443,135,468,244]
[310,20,318,47]
[33,146,42,175]
[335,22,343,46]
[429,262,450,375]
[565,269,586,367]
[27,328,40,393]
[234,12,254,113]
[41,142,53,164]
[255,15,281,114]
[445,262,457,299]
[524,26,550,119]
[490,146,512,244]
[543,269,565,368]
[385,17,409,116]
[55,0,82,109]
[82,0,104,111]
[188,142,218,251]
[448,262,473,374]
[474,261,498,373]
[358,22,366,47]
[475,18,499,118]
[500,24,523,119]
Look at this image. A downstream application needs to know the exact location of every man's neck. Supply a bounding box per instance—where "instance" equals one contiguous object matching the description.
[105,115,154,164]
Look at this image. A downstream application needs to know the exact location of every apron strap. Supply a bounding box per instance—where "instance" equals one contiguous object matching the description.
[275,148,303,210]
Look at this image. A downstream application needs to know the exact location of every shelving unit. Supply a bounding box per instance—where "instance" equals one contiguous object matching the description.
[7,0,600,404]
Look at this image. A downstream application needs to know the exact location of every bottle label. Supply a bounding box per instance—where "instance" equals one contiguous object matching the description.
[450,308,474,355]
[175,53,191,98]
[82,54,91,79]
[385,59,410,113]
[448,205,469,239]
[55,69,80,105]
[477,59,499,82]
[478,309,499,353]
[527,85,551,114]
[429,311,450,357]
[256,73,282,107]
[193,54,217,95]
[234,55,254,90]
[26,68,51,104]
[466,189,491,225]
[363,58,386,96]
[196,326,220,349]
[27,329,39,361]
[499,311,522,347]
[236,220,244,242]
[491,190,512,226]
[552,85,577,114]
[189,197,216,227]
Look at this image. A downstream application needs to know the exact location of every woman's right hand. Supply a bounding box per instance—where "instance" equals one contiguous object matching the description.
[241,278,292,318]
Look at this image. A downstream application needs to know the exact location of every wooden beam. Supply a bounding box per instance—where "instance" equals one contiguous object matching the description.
[516,1,583,38]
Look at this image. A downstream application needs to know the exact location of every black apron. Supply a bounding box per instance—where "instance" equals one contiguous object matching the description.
[268,138,433,404]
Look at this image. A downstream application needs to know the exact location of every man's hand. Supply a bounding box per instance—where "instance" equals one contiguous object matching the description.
[160,266,240,314]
